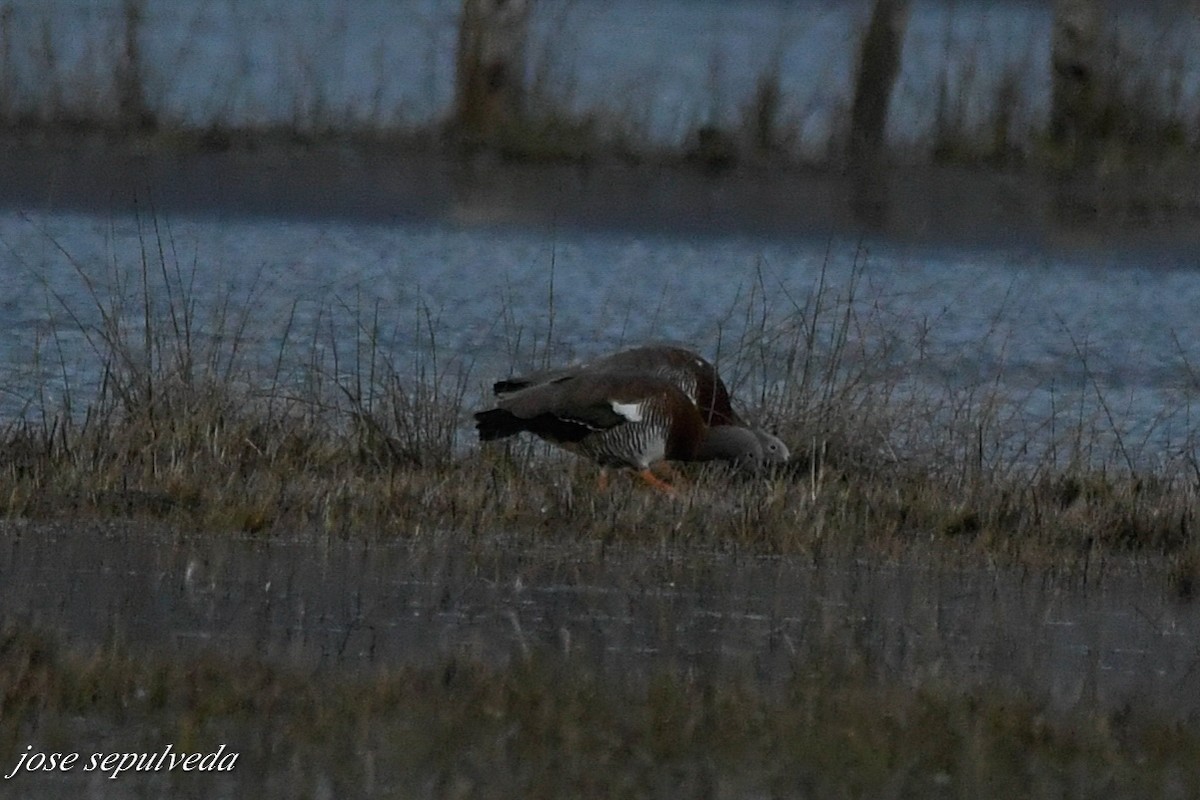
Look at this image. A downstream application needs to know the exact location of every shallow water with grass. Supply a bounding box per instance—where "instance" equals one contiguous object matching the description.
[3,519,1197,717]
[1,519,1198,798]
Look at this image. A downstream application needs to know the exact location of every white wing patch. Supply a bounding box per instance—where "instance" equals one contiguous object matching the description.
[610,400,644,422]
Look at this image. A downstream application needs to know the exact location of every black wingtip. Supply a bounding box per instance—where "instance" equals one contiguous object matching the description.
[475,408,523,441]
[492,379,532,395]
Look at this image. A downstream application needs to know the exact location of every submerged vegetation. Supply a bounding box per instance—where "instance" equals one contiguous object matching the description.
[2,620,1198,799]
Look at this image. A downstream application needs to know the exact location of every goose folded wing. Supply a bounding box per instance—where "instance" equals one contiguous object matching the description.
[498,387,629,443]
[493,368,576,396]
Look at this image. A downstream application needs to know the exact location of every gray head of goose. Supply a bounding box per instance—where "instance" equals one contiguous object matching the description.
[694,425,765,471]
[754,429,790,465]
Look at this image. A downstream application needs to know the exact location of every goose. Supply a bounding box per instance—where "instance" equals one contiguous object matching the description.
[493,345,789,464]
[475,369,765,493]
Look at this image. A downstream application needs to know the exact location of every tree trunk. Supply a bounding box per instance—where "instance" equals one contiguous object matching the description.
[116,0,156,131]
[1049,0,1102,162]
[453,0,530,141]
[847,0,909,228]
[847,0,910,165]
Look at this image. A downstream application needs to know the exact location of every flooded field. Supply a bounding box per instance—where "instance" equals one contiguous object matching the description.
[1,518,1198,798]
[3,519,1197,717]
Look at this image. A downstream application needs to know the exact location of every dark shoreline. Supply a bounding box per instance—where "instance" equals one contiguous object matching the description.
[4,135,1200,252]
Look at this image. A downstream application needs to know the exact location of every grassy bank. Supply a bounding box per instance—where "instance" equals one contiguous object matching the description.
[0,230,1197,586]
[1,622,1197,799]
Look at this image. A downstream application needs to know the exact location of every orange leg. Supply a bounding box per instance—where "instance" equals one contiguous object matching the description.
[636,468,678,496]
[596,468,610,492]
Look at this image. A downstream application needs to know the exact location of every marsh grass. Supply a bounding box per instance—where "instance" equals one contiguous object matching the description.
[1,620,1197,799]
[0,225,1196,582]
